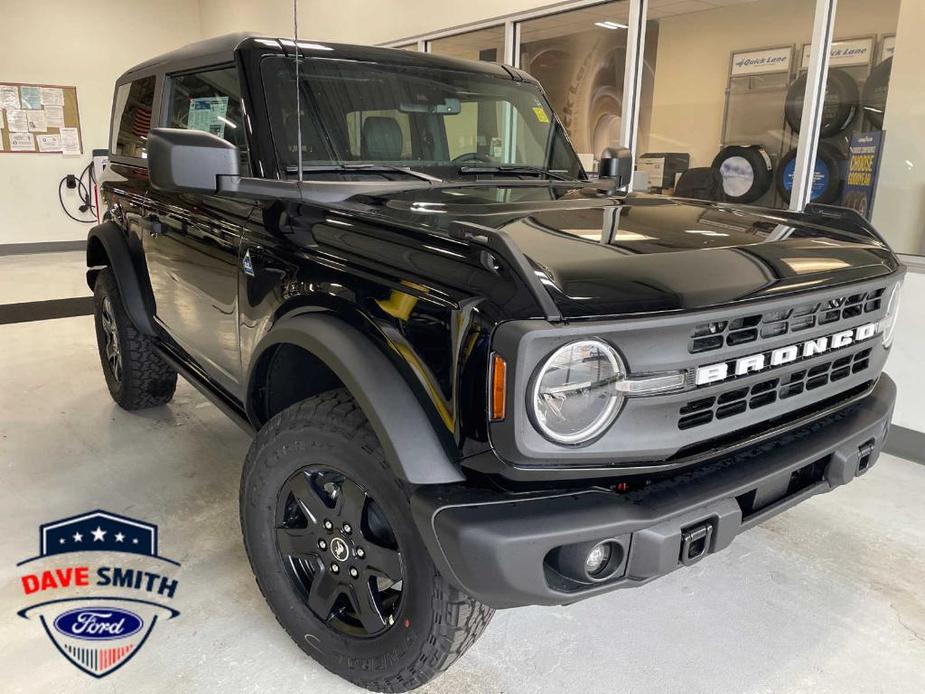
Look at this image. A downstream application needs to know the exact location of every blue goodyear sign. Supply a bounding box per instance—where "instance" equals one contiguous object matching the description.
[841,131,885,219]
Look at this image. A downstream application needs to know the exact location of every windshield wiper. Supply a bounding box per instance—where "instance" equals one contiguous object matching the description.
[457,165,575,182]
[286,163,443,183]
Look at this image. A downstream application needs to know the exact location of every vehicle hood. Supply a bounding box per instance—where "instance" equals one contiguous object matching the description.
[346,185,900,319]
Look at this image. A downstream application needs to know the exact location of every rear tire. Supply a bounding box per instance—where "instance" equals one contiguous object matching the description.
[240,389,494,692]
[92,267,177,410]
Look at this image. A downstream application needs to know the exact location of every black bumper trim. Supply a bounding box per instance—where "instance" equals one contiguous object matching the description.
[411,374,895,608]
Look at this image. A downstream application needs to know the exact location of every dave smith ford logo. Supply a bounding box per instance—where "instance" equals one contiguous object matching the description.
[15,510,180,678]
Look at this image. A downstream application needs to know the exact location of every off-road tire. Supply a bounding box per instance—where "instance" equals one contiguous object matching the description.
[92,267,177,410]
[240,389,494,692]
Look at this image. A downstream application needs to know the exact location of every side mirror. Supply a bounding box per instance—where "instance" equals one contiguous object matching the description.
[598,146,634,189]
[148,128,239,194]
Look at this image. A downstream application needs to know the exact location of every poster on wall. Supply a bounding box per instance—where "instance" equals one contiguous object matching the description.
[842,131,885,219]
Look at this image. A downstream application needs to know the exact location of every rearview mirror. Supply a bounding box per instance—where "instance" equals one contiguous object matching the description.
[399,97,461,115]
[598,145,633,189]
[148,128,240,194]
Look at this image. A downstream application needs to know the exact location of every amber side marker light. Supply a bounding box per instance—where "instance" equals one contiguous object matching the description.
[490,353,507,422]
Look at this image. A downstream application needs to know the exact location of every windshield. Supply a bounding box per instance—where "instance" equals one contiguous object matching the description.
[261,55,583,181]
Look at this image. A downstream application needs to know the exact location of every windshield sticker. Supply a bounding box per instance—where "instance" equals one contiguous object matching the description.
[187,96,229,138]
[532,106,550,124]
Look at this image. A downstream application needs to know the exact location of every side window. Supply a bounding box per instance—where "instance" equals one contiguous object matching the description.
[111,76,156,160]
[165,66,250,174]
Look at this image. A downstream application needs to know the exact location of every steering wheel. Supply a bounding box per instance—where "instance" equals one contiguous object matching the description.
[451,152,496,165]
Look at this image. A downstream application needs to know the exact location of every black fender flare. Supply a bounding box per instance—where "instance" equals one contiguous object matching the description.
[246,313,466,486]
[86,221,157,336]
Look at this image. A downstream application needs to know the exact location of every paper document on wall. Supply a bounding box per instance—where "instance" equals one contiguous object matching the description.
[10,132,35,151]
[36,133,62,152]
[44,104,65,128]
[26,110,47,132]
[0,109,4,130]
[7,109,28,132]
[59,127,81,155]
[20,86,42,110]
[40,87,65,106]
[187,96,230,138]
[0,85,20,110]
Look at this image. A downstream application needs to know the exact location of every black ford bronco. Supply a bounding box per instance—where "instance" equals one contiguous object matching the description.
[88,33,903,692]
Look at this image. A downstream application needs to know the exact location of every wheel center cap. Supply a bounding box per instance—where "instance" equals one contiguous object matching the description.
[330,536,350,562]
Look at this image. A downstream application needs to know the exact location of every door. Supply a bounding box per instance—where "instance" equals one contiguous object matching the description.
[143,65,255,394]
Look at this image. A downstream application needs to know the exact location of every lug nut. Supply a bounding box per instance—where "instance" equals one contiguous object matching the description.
[356,547,365,559]
[318,539,327,550]
[342,523,352,534]
[330,563,340,574]
[349,567,359,579]
[323,520,333,531]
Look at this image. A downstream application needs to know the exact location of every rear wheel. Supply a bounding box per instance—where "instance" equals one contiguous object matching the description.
[240,390,493,692]
[92,268,177,410]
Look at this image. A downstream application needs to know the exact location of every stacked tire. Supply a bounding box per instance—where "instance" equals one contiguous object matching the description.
[711,145,773,203]
[784,68,859,137]
[862,57,892,129]
[774,141,844,204]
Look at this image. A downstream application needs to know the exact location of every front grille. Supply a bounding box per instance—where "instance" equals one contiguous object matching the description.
[689,287,885,354]
[679,348,872,430]
[669,380,873,461]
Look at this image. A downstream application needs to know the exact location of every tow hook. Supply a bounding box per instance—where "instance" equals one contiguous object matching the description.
[857,439,876,473]
[679,522,713,566]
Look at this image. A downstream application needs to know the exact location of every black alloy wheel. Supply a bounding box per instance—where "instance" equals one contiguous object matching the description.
[276,465,404,637]
[99,296,123,383]
[240,390,494,692]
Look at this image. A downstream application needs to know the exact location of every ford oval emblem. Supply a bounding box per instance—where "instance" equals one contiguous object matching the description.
[53,607,144,641]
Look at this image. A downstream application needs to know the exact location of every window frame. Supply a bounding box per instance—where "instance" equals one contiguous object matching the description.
[109,72,162,167]
[161,62,252,174]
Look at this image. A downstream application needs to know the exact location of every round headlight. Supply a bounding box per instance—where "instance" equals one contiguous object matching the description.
[530,339,624,445]
[882,281,902,348]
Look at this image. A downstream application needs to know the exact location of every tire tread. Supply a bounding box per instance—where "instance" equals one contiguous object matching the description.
[240,389,493,692]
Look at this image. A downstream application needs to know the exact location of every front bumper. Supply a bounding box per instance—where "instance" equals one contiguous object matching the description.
[412,374,895,609]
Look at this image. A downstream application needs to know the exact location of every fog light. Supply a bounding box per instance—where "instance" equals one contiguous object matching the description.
[585,542,613,576]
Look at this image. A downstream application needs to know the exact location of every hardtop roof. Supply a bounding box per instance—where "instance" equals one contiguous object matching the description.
[117,32,527,84]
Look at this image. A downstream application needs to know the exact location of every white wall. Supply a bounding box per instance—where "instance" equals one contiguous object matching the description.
[0,0,202,245]
[198,0,554,45]
[889,271,925,432]
[871,0,925,256]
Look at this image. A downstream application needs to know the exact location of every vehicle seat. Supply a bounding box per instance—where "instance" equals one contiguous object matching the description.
[674,167,726,202]
[362,117,403,161]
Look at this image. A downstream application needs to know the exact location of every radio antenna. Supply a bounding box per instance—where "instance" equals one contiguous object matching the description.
[293,0,303,182]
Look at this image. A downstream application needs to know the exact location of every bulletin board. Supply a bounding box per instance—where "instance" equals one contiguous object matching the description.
[0,82,83,155]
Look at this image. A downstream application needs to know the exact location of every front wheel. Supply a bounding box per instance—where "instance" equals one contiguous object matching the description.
[240,389,493,692]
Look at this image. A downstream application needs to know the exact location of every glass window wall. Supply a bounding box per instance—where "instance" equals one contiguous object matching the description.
[518,2,632,169]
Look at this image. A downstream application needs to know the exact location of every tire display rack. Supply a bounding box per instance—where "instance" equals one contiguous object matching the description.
[714,34,893,209]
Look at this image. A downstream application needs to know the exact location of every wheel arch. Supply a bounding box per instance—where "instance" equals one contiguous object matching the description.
[86,221,157,336]
[245,312,466,486]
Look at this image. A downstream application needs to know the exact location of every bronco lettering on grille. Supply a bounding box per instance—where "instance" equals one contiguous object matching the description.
[694,322,879,386]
